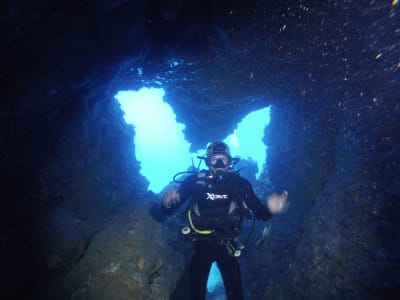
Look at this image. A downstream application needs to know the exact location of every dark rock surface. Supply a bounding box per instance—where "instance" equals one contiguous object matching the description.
[1,0,399,299]
[35,199,184,300]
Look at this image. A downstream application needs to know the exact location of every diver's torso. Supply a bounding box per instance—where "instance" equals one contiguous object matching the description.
[189,170,243,236]
[192,171,240,216]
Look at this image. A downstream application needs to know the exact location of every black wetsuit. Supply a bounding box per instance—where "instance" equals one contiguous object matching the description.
[163,170,272,300]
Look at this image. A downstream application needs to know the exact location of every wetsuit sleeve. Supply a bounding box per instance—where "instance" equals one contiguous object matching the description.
[161,174,195,215]
[240,178,272,221]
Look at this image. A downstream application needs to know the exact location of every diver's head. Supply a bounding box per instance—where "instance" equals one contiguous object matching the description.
[206,141,232,174]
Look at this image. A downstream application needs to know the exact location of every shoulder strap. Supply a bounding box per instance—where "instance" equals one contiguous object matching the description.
[225,173,253,219]
[184,170,209,216]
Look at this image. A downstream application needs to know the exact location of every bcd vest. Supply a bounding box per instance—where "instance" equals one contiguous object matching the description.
[188,171,248,238]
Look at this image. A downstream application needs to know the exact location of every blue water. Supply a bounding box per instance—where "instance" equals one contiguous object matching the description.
[115,87,270,193]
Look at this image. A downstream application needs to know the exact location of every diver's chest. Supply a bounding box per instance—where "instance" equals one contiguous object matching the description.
[195,181,232,206]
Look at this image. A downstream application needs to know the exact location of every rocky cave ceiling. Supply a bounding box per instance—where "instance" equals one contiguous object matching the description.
[3,0,392,149]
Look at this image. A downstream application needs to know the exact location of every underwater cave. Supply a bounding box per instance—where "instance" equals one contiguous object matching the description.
[1,1,399,299]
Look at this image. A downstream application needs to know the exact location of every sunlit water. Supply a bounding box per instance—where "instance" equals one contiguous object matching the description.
[115,87,270,295]
[115,87,270,193]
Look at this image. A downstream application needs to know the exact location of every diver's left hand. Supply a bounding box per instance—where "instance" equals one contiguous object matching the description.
[266,190,289,214]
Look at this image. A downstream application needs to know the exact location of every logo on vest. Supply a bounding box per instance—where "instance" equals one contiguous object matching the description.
[206,193,228,201]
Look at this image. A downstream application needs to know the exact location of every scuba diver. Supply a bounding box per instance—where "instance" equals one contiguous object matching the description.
[161,141,288,300]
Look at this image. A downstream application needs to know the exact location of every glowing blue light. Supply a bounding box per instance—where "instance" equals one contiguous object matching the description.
[114,87,270,191]
[115,87,270,294]
[115,87,198,193]
[207,262,224,293]
[224,106,270,177]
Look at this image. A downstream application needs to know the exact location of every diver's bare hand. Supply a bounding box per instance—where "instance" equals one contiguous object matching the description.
[266,190,289,214]
[162,189,181,209]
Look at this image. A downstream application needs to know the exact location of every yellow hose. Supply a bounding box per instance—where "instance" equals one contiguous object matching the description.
[188,210,213,234]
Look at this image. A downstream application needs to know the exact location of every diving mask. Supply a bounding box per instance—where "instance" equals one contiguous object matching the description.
[209,155,230,168]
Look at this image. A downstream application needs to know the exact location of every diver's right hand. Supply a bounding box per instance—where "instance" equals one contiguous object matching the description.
[162,189,181,209]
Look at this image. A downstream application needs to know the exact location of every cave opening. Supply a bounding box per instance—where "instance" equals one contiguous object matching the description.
[115,87,270,194]
[115,86,271,297]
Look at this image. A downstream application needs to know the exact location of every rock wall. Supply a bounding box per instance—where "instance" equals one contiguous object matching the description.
[1,2,152,297]
[246,89,399,299]
[36,199,184,300]
[243,4,400,297]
